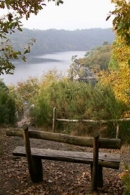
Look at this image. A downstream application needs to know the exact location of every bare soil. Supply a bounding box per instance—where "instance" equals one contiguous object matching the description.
[0,127,130,195]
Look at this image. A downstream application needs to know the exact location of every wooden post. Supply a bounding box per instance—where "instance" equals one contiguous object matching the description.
[22,124,43,183]
[52,107,56,132]
[91,133,99,191]
[116,123,119,139]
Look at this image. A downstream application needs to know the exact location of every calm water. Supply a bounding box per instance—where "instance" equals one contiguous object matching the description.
[1,51,86,85]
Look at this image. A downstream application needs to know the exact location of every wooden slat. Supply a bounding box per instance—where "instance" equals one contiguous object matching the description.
[23,125,43,182]
[6,129,121,149]
[92,134,99,190]
[13,146,120,169]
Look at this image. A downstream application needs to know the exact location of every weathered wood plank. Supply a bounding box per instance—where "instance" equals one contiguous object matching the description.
[52,107,56,132]
[92,134,99,191]
[6,129,121,149]
[23,125,43,182]
[13,146,120,169]
[56,118,130,123]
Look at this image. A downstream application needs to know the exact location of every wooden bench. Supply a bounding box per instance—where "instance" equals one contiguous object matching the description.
[6,125,121,191]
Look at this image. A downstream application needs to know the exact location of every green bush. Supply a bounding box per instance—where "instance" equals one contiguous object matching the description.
[120,164,130,195]
[119,121,130,144]
[10,71,128,137]
[0,79,16,126]
[8,77,39,121]
[28,72,127,136]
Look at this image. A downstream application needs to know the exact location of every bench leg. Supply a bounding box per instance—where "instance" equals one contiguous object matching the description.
[28,157,43,183]
[97,165,103,187]
[23,126,43,183]
[91,164,103,188]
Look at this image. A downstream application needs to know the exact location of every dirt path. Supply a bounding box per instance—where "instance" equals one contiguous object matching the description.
[0,127,129,195]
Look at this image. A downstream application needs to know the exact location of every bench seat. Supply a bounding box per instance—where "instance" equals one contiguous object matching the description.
[7,126,121,190]
[13,146,120,169]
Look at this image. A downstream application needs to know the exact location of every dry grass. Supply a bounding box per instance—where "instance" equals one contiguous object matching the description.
[121,144,130,154]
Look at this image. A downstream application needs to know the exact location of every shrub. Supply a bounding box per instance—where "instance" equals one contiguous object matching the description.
[120,164,130,195]
[11,70,128,137]
[9,77,39,121]
[29,72,127,136]
[0,79,16,125]
[119,121,130,144]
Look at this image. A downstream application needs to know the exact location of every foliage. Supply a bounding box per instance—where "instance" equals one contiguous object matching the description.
[120,164,130,195]
[70,43,112,74]
[108,51,119,70]
[21,71,127,133]
[68,55,96,85]
[85,43,112,71]
[112,36,130,65]
[0,79,16,125]
[119,121,130,144]
[0,78,8,90]
[0,3,36,74]
[83,83,127,120]
[105,0,130,112]
[30,69,66,126]
[108,0,130,45]
[100,35,130,108]
[9,77,39,119]
[67,43,113,87]
[100,69,130,113]
[0,37,36,74]
[2,68,127,137]
[99,32,130,141]
[0,0,63,74]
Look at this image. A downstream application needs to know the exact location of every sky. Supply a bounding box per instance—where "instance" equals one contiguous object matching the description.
[22,0,115,30]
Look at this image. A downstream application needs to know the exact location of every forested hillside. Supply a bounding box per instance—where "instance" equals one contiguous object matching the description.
[67,43,112,84]
[75,43,112,72]
[9,28,115,56]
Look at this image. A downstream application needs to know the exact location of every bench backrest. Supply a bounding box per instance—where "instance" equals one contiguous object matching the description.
[6,127,121,149]
[6,126,121,191]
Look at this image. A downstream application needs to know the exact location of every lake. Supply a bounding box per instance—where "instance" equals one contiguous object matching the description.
[0,51,86,86]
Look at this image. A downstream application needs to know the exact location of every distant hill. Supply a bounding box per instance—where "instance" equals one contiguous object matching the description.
[9,28,115,56]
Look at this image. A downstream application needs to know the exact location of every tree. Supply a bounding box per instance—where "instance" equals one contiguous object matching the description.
[83,44,112,72]
[100,35,130,110]
[0,0,63,74]
[108,51,119,71]
[68,55,97,85]
[107,0,130,110]
[108,0,130,45]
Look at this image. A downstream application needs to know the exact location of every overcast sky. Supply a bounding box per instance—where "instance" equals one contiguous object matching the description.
[22,0,115,30]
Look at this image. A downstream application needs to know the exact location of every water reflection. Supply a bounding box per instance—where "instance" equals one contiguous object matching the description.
[1,51,86,85]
